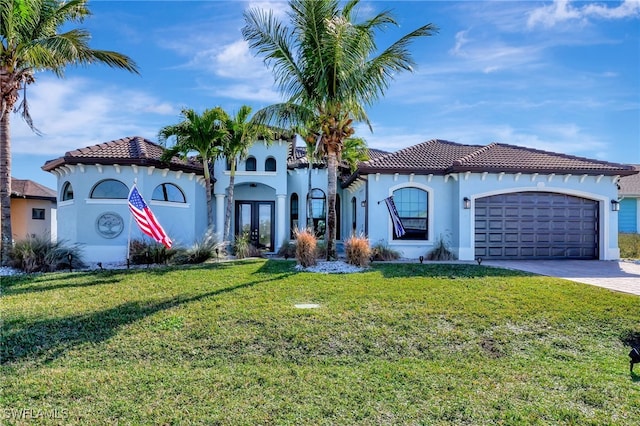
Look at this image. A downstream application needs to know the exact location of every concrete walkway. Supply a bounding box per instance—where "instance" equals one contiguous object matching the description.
[483,260,640,296]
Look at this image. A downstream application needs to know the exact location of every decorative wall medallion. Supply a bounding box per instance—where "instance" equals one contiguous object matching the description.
[96,212,124,239]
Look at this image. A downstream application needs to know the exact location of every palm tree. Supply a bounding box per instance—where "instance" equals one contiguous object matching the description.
[158,107,229,229]
[243,0,437,259]
[341,137,369,173]
[0,0,138,265]
[220,105,272,243]
[301,132,368,235]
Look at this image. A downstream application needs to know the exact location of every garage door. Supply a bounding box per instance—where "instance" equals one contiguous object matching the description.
[475,192,598,259]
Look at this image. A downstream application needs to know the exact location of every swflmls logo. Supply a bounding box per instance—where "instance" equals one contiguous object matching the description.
[2,408,68,420]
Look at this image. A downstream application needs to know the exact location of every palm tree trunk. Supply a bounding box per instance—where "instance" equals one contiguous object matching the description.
[307,164,313,230]
[224,158,236,243]
[326,152,338,260]
[0,106,13,265]
[204,163,213,229]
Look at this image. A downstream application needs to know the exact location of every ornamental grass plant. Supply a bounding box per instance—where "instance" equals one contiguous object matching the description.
[294,228,317,267]
[9,235,85,273]
[344,234,371,267]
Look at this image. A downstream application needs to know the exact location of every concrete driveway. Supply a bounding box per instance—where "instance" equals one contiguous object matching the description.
[483,260,640,296]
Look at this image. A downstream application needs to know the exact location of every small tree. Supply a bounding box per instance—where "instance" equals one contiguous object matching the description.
[159,107,229,228]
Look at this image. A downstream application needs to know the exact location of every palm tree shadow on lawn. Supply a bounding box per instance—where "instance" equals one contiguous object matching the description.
[1,271,296,365]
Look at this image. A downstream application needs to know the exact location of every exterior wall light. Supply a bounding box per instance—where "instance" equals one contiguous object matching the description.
[611,199,620,211]
[361,200,367,207]
[463,197,471,209]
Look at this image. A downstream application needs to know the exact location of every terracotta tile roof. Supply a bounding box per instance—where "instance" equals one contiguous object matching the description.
[358,139,480,174]
[10,178,56,201]
[41,136,205,175]
[619,165,640,196]
[288,145,389,169]
[356,139,636,176]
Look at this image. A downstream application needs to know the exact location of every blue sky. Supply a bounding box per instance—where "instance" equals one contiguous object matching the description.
[10,0,640,190]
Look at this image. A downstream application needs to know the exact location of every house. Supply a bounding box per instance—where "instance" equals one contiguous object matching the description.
[9,178,57,242]
[618,165,640,233]
[346,140,636,260]
[42,136,637,264]
[42,136,208,262]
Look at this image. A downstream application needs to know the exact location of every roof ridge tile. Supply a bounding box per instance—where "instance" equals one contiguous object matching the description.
[452,142,497,166]
[493,142,634,169]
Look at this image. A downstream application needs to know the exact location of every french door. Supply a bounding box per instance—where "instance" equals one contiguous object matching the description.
[235,201,274,251]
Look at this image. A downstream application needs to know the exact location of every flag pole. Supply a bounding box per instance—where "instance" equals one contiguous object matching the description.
[126,179,138,268]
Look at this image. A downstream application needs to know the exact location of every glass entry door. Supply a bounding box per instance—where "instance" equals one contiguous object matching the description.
[235,201,274,251]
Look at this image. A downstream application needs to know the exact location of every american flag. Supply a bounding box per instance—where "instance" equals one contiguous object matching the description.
[383,196,406,238]
[128,186,173,249]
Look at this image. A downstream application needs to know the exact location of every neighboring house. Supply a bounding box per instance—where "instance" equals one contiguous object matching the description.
[43,136,637,263]
[9,178,57,242]
[618,165,640,233]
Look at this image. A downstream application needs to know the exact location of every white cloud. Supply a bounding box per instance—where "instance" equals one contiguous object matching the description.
[213,39,272,80]
[246,1,289,18]
[207,83,283,103]
[528,0,640,28]
[10,77,175,155]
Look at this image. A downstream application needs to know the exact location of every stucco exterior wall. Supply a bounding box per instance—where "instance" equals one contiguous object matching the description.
[361,171,621,260]
[10,198,56,241]
[458,172,619,260]
[51,163,206,263]
[364,173,455,259]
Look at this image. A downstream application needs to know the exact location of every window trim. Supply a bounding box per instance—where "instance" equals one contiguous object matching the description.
[388,183,433,243]
[32,208,45,220]
[61,181,74,201]
[351,196,357,235]
[152,183,186,203]
[290,193,299,238]
[90,179,129,199]
[245,156,257,172]
[265,156,277,172]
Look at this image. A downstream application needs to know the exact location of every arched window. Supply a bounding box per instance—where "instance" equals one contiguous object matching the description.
[308,188,326,238]
[245,156,257,172]
[152,183,186,203]
[392,187,428,240]
[290,193,299,238]
[61,181,74,201]
[90,179,128,199]
[351,197,357,235]
[265,157,277,172]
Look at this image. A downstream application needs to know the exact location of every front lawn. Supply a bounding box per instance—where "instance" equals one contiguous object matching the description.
[2,260,639,425]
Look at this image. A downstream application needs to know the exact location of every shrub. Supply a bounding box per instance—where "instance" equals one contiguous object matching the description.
[315,240,327,259]
[233,232,262,259]
[172,229,226,265]
[344,235,371,267]
[371,242,401,261]
[129,239,174,265]
[619,233,640,259]
[9,235,85,273]
[295,228,317,267]
[426,235,456,261]
[277,241,297,259]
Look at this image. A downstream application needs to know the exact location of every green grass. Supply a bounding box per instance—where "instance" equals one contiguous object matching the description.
[1,260,639,425]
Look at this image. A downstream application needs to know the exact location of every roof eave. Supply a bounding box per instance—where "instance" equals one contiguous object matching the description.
[448,166,637,176]
[42,156,204,175]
